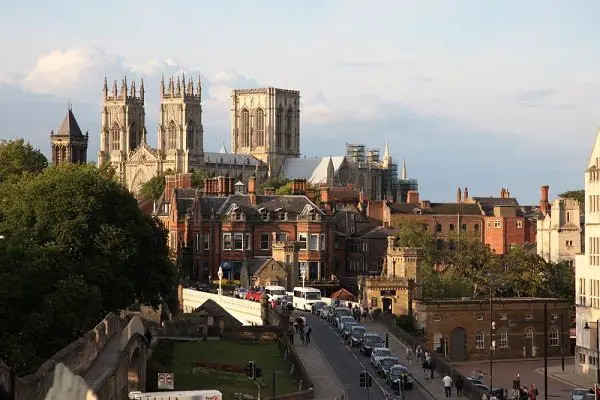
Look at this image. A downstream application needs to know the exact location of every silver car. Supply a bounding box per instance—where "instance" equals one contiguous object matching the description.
[571,389,592,400]
[338,316,355,332]
[370,347,394,368]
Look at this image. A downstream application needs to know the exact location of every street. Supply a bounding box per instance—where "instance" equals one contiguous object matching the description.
[303,312,431,400]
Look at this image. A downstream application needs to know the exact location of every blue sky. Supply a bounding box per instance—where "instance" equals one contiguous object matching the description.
[1,0,599,203]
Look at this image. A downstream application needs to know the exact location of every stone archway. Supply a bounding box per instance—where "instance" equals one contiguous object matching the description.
[128,347,143,393]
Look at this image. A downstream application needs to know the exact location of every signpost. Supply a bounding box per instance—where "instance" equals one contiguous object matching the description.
[157,372,174,390]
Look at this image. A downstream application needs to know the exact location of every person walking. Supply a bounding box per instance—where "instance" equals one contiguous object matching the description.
[529,384,538,400]
[455,375,463,397]
[405,346,413,365]
[305,325,312,344]
[429,359,436,379]
[416,345,423,364]
[288,323,295,345]
[442,374,452,397]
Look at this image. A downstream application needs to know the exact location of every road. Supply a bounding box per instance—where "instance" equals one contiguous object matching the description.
[303,312,431,400]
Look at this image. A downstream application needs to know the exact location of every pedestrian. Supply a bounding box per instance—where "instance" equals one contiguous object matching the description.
[405,346,413,365]
[299,325,306,345]
[288,323,295,345]
[305,325,312,344]
[442,374,452,397]
[416,345,423,363]
[529,384,538,400]
[490,393,498,400]
[455,375,463,396]
[422,360,430,380]
[429,359,436,379]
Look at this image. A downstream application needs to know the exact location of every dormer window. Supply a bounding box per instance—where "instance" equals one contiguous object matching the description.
[414,208,422,215]
[234,212,244,221]
[275,207,287,220]
[262,212,269,221]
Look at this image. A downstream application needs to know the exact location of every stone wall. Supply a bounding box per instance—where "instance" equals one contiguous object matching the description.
[0,313,124,400]
[222,326,280,342]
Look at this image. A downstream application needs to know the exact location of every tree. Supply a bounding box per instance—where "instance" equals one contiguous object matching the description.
[560,189,584,208]
[139,174,167,200]
[0,139,47,183]
[0,164,176,374]
[260,177,289,192]
[501,246,547,297]
[191,170,205,189]
[276,181,293,195]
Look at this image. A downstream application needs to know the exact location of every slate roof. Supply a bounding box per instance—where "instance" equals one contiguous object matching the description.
[55,109,85,138]
[198,196,229,217]
[361,225,398,239]
[204,151,263,167]
[175,188,197,218]
[194,299,242,328]
[215,194,323,218]
[246,258,270,275]
[388,202,482,215]
[473,197,522,216]
[282,156,345,184]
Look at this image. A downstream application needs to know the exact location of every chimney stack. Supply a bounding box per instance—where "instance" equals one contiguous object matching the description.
[407,190,420,204]
[248,176,256,194]
[464,187,469,200]
[456,187,462,203]
[228,177,235,196]
[264,187,276,196]
[500,188,505,198]
[540,185,550,214]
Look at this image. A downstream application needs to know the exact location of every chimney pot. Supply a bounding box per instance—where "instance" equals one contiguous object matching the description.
[456,187,462,203]
[248,176,256,195]
[464,187,469,200]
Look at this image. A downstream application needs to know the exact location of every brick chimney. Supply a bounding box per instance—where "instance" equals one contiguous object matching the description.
[217,176,225,196]
[456,187,462,203]
[176,173,192,189]
[464,187,469,200]
[500,188,505,198]
[540,185,550,214]
[320,185,330,203]
[248,176,256,194]
[301,179,307,195]
[264,187,276,195]
[420,200,431,209]
[228,177,235,196]
[407,190,420,204]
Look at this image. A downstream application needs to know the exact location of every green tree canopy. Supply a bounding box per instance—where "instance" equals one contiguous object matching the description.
[139,174,167,200]
[0,164,176,374]
[260,177,289,192]
[191,170,205,189]
[0,139,48,183]
[560,189,584,208]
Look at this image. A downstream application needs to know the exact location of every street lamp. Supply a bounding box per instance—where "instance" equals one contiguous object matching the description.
[584,320,600,384]
[217,265,223,297]
[300,265,307,288]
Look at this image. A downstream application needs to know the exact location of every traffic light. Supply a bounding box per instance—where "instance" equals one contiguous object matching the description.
[359,372,366,387]
[246,361,255,379]
[366,373,373,387]
[255,367,262,378]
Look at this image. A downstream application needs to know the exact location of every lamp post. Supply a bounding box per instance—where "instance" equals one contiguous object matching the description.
[489,280,495,396]
[300,265,307,288]
[584,320,600,384]
[217,265,223,297]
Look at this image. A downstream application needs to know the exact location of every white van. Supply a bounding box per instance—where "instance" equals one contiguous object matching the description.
[292,287,322,311]
[264,285,287,301]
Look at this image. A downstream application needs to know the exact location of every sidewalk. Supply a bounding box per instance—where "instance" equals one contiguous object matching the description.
[536,364,594,389]
[293,337,346,400]
[364,322,445,400]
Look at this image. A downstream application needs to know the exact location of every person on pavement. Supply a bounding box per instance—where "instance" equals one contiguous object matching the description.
[442,374,452,397]
[490,394,497,400]
[305,325,312,344]
[429,358,436,379]
[481,393,489,400]
[455,375,463,396]
[405,346,413,364]
[288,323,295,344]
[529,384,538,400]
[416,345,423,363]
[422,360,430,380]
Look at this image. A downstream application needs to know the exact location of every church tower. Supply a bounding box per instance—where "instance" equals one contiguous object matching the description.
[50,104,89,165]
[97,77,146,182]
[158,74,204,173]
[231,88,300,176]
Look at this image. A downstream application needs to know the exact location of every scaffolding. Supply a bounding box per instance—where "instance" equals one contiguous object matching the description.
[345,143,366,163]
[382,161,399,200]
[366,148,380,163]
[398,178,419,203]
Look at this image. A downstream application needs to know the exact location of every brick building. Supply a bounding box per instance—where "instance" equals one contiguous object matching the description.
[413,298,571,361]
[155,173,334,288]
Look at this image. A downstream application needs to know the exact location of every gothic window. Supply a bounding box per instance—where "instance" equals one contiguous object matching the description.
[241,109,250,147]
[286,108,293,150]
[276,106,284,149]
[111,123,120,151]
[187,121,194,149]
[129,122,138,151]
[168,120,177,150]
[255,108,265,146]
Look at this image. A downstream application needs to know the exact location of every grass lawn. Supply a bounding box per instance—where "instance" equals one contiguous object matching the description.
[147,340,297,398]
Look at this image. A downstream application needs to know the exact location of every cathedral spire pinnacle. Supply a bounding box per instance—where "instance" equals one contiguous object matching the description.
[67,99,72,111]
[168,77,174,95]
[383,140,390,160]
[160,74,165,98]
[181,72,186,95]
[103,76,108,99]
[121,76,128,97]
[401,157,408,179]
[197,75,202,101]
[176,76,181,96]
[140,78,145,101]
[112,79,118,97]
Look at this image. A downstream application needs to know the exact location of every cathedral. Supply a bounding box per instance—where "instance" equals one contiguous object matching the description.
[50,74,405,201]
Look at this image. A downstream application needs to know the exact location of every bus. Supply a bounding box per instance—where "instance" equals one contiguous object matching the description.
[129,390,222,400]
[264,285,287,301]
[292,287,322,311]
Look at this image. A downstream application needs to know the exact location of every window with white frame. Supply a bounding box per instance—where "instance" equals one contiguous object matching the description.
[233,233,244,250]
[433,315,442,322]
[433,332,443,351]
[476,314,484,321]
[298,233,307,250]
[500,313,508,320]
[486,221,491,228]
[579,277,587,306]
[516,220,523,228]
[498,329,508,348]
[591,279,600,309]
[494,220,501,228]
[275,232,288,242]
[245,233,251,250]
[203,233,210,250]
[549,329,559,346]
[525,313,533,320]
[475,330,485,349]
[320,234,326,251]
[223,233,232,250]
[309,234,319,250]
[260,233,270,250]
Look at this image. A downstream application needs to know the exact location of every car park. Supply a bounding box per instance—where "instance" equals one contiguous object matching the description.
[360,333,385,356]
[341,322,358,340]
[386,365,413,390]
[370,347,394,368]
[195,283,210,292]
[377,357,401,377]
[337,316,356,332]
[349,326,366,347]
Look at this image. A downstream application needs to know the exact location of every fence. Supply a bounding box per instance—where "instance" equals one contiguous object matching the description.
[275,335,314,400]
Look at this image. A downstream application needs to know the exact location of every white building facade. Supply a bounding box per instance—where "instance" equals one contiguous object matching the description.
[537,197,583,265]
[575,129,600,378]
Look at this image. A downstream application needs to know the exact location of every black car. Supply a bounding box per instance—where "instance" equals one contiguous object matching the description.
[311,301,327,315]
[360,333,385,356]
[387,365,414,390]
[349,326,366,346]
[195,283,210,292]
[378,356,401,377]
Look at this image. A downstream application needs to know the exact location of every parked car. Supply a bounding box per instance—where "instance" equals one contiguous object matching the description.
[334,308,353,327]
[571,388,591,400]
[370,347,394,368]
[473,384,504,399]
[349,326,366,347]
[341,322,358,340]
[377,357,401,377]
[311,301,327,315]
[338,316,356,332]
[233,287,247,299]
[320,305,334,319]
[360,333,385,356]
[195,283,210,292]
[280,295,293,308]
[245,290,257,301]
[387,365,413,390]
[466,377,483,386]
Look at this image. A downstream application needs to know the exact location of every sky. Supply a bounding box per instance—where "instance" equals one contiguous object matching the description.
[1,0,599,203]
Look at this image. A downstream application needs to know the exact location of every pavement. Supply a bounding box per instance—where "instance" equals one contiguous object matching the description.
[297,312,432,400]
[82,331,124,392]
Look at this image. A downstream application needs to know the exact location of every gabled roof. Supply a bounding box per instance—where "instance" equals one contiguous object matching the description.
[472,197,522,216]
[389,202,482,215]
[55,109,85,138]
[282,156,345,184]
[361,225,398,239]
[215,194,323,218]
